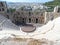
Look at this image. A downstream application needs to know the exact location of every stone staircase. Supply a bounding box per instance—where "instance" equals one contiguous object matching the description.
[0,14,20,30]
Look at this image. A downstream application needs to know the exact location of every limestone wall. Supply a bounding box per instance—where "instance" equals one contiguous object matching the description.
[0,2,7,15]
[0,38,54,45]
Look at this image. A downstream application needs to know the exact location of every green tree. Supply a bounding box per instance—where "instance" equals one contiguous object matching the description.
[44,0,60,12]
[7,8,16,13]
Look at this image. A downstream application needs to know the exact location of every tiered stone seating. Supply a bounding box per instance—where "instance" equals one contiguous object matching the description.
[0,14,20,30]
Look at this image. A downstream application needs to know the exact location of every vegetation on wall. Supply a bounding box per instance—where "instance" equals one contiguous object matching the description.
[44,0,60,12]
[7,8,16,13]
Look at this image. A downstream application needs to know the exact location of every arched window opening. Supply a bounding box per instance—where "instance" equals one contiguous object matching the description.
[29,18,31,23]
[36,18,38,23]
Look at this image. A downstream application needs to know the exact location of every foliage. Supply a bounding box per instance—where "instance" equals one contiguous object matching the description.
[44,0,60,12]
[7,8,16,13]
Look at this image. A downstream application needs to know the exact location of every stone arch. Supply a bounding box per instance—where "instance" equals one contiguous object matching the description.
[36,18,38,23]
[29,18,31,23]
[22,18,25,23]
[57,7,60,12]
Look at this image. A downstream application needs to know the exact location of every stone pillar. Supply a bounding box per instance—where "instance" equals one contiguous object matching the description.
[54,6,59,13]
[43,12,47,24]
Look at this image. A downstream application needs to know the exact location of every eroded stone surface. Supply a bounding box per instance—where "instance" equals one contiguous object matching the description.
[0,38,54,45]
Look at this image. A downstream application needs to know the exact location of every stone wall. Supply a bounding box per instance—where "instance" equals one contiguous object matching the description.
[0,1,7,16]
[8,6,60,24]
[10,9,46,24]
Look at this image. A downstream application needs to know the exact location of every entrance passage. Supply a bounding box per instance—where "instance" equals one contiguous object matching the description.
[36,18,38,23]
[22,18,26,24]
[22,18,24,23]
[29,18,31,23]
[58,8,60,12]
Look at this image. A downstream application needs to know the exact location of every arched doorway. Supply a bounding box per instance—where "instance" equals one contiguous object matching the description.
[36,18,38,23]
[58,8,60,12]
[22,18,24,23]
[29,18,31,23]
[22,18,26,24]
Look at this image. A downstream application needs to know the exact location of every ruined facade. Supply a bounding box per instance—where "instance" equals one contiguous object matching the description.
[0,1,59,25]
[44,6,60,23]
[11,6,46,24]
[53,6,60,18]
[8,6,60,24]
[0,1,7,16]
